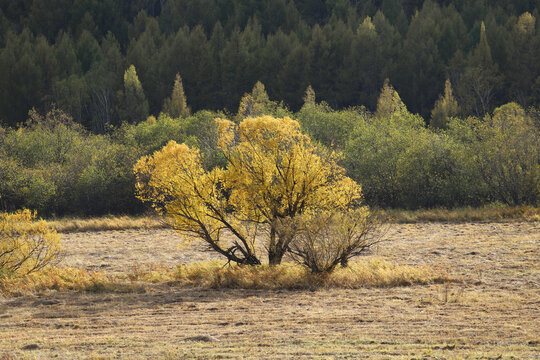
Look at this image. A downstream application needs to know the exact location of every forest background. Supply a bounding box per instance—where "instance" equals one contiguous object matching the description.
[0,0,538,216]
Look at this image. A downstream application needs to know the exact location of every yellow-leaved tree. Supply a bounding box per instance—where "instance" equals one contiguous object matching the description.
[135,116,367,265]
[0,209,61,277]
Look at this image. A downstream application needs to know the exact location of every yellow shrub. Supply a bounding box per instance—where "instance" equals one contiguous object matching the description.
[0,209,61,277]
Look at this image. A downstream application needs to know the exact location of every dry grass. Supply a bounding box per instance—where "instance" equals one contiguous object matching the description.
[381,204,540,223]
[0,259,451,297]
[47,215,165,233]
[0,268,136,297]
[0,222,538,359]
[172,259,450,289]
[46,205,539,234]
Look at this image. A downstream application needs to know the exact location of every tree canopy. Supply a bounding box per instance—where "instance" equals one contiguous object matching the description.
[135,115,364,265]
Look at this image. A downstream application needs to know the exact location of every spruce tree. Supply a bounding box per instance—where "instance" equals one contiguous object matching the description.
[508,12,538,106]
[277,45,309,110]
[117,65,149,124]
[375,79,407,119]
[163,73,190,118]
[464,21,500,115]
[431,79,460,128]
[303,85,316,106]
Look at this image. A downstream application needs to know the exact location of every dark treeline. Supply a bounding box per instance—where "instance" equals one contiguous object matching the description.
[1,0,540,131]
[0,0,539,216]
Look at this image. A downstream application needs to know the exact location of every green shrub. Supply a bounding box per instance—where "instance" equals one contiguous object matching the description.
[344,108,488,208]
[0,109,141,215]
[447,103,539,205]
[116,113,189,155]
[296,103,366,149]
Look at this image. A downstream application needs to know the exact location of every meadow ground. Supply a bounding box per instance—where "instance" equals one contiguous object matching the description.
[0,222,538,359]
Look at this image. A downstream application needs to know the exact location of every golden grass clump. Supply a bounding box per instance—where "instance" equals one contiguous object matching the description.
[0,259,452,296]
[0,267,114,296]
[175,261,310,289]
[172,259,451,290]
[327,258,448,288]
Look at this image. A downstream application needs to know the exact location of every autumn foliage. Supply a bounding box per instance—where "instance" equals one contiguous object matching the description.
[0,209,61,277]
[135,116,375,269]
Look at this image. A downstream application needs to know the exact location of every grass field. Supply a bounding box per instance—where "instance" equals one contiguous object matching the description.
[0,222,538,359]
[46,206,540,233]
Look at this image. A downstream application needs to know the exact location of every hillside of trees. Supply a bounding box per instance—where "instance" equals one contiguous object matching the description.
[0,0,539,216]
[1,0,539,130]
[1,81,538,216]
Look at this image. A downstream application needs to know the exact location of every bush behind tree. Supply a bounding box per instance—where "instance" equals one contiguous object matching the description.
[288,209,382,273]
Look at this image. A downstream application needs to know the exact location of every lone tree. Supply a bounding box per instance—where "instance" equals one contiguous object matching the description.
[135,116,367,266]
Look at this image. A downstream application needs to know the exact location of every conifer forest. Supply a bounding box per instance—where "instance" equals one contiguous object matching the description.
[0,0,539,215]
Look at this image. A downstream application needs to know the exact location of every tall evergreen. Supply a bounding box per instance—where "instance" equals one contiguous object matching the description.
[0,0,539,128]
[117,65,149,124]
[431,79,460,128]
[507,12,539,106]
[375,79,407,119]
[463,21,501,115]
[163,73,190,118]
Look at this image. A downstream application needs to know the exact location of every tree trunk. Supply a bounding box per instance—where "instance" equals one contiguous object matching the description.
[267,232,293,265]
[268,247,286,265]
[267,220,296,265]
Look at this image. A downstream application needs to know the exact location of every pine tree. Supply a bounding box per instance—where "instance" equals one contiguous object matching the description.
[398,2,446,118]
[303,85,316,106]
[117,65,149,124]
[126,14,164,114]
[238,81,272,119]
[76,30,101,73]
[307,25,333,105]
[163,73,190,118]
[381,0,407,34]
[431,79,460,128]
[276,45,309,110]
[338,16,379,109]
[464,21,500,115]
[220,29,250,112]
[473,22,493,67]
[86,33,123,133]
[375,79,407,119]
[507,12,538,106]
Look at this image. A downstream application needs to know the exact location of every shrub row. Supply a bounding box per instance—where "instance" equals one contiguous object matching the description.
[0,108,223,216]
[299,102,539,208]
[0,102,538,216]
